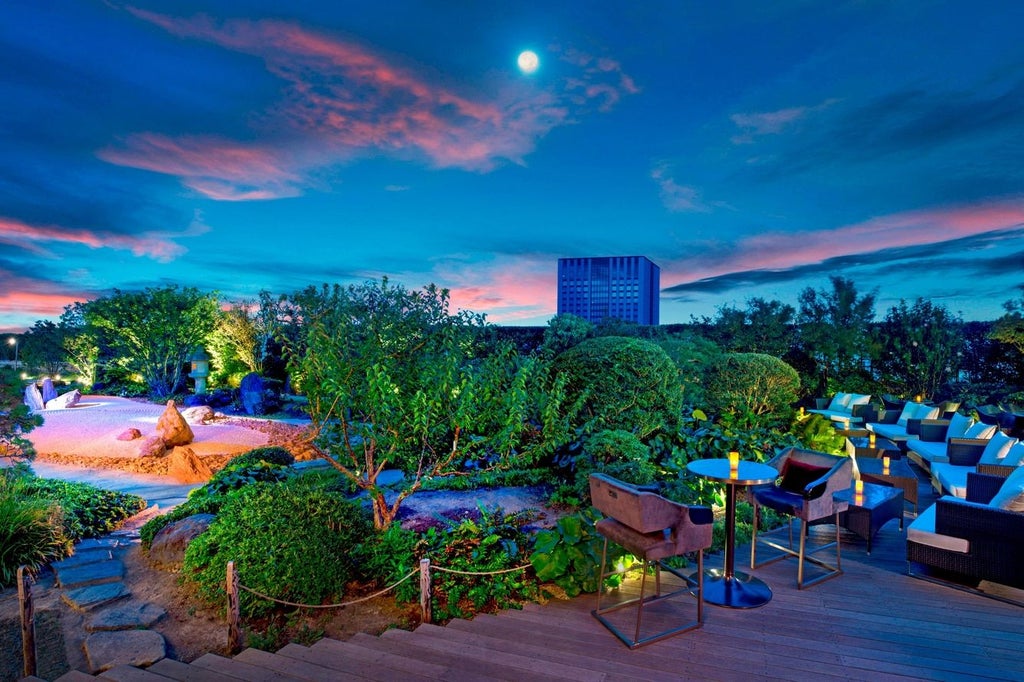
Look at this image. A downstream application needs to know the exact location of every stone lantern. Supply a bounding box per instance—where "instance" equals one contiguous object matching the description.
[189,348,210,395]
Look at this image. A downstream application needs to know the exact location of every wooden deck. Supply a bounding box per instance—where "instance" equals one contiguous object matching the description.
[48,473,1024,682]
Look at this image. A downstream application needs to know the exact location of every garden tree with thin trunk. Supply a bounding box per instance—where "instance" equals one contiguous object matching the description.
[19,320,66,377]
[696,297,796,358]
[207,301,274,386]
[286,278,572,529]
[81,286,220,397]
[0,367,42,463]
[796,276,877,395]
[872,299,964,401]
[59,303,100,388]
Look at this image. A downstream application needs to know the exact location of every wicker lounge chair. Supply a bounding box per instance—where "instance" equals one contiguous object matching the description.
[589,473,713,648]
[908,470,1024,596]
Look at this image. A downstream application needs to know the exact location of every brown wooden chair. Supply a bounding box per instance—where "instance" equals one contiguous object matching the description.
[749,448,853,588]
[589,473,713,648]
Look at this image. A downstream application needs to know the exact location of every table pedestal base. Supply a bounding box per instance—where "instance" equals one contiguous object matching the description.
[693,568,772,609]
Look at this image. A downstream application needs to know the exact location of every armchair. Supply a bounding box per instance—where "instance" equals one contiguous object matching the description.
[908,470,1024,595]
[589,473,713,648]
[905,413,997,472]
[749,448,854,588]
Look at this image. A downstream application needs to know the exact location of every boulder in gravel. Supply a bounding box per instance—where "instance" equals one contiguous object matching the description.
[41,377,58,403]
[167,447,213,483]
[240,372,267,415]
[45,388,81,410]
[116,427,142,441]
[137,436,166,458]
[156,399,193,446]
[148,513,216,569]
[180,405,215,425]
[24,383,44,411]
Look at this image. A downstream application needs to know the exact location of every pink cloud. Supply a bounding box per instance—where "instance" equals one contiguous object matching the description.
[0,216,185,262]
[109,9,635,198]
[661,201,1024,287]
[730,99,839,144]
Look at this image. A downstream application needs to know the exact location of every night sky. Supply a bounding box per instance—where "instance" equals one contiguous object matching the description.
[2,1,1023,333]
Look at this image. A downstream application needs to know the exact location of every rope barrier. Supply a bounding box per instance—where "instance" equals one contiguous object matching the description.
[236,568,419,610]
[431,564,531,576]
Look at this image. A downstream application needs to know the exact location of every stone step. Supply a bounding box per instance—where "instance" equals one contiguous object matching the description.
[233,647,363,681]
[84,630,166,674]
[87,600,167,632]
[52,548,114,570]
[63,582,131,612]
[389,624,604,682]
[55,559,124,589]
[191,652,306,681]
[306,638,447,680]
[75,538,123,552]
[53,671,101,682]
[95,665,172,681]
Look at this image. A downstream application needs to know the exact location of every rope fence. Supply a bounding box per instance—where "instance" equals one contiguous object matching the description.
[226,557,533,653]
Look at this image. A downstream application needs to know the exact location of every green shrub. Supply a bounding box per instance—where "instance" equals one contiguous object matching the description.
[182,481,373,616]
[358,523,421,602]
[529,507,624,597]
[0,493,71,586]
[702,353,800,427]
[792,413,845,454]
[139,491,226,549]
[228,446,295,468]
[566,430,656,505]
[417,506,538,621]
[14,476,146,542]
[553,336,683,438]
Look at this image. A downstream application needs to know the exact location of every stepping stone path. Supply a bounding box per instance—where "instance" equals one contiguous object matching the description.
[51,533,168,674]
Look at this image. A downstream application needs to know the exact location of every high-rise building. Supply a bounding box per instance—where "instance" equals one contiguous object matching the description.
[557,256,660,325]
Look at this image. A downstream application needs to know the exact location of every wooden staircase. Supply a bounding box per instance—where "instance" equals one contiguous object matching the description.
[47,602,663,682]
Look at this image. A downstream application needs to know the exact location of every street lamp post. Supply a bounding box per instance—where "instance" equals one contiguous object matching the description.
[7,337,17,370]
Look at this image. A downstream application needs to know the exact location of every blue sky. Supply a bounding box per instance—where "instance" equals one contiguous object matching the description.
[2,1,1023,332]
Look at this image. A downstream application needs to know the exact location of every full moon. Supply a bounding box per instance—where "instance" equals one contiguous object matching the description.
[517,50,539,74]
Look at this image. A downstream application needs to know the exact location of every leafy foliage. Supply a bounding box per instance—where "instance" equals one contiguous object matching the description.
[15,476,146,542]
[540,313,595,356]
[0,368,42,463]
[702,352,800,427]
[796,276,877,395]
[694,297,797,357]
[183,481,373,617]
[873,299,964,401]
[529,507,623,597]
[415,506,538,621]
[80,285,220,397]
[552,336,682,438]
[791,413,845,454]
[288,278,571,529]
[0,492,70,586]
[560,429,656,506]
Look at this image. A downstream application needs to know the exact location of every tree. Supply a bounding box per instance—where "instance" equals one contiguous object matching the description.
[873,299,965,400]
[702,352,800,427]
[0,367,42,462]
[207,301,276,386]
[19,320,66,376]
[59,303,99,388]
[699,297,796,357]
[540,314,595,356]
[82,286,220,397]
[287,279,570,529]
[796,276,877,394]
[991,290,1024,355]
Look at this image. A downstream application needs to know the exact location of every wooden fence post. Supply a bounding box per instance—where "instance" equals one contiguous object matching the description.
[226,561,242,654]
[419,558,432,624]
[18,566,36,679]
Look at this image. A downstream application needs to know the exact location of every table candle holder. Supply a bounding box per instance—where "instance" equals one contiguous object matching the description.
[855,479,864,495]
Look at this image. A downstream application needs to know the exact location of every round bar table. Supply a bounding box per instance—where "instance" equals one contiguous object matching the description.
[686,458,779,608]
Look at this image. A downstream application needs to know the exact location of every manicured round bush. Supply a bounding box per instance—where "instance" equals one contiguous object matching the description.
[553,336,683,438]
[182,480,373,616]
[702,353,800,422]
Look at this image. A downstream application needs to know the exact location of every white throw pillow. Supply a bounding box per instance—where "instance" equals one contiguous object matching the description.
[897,402,918,427]
[1001,442,1024,468]
[849,394,872,407]
[945,412,973,440]
[828,392,852,411]
[989,466,1024,512]
[979,431,1018,465]
[963,422,997,440]
[914,404,941,420]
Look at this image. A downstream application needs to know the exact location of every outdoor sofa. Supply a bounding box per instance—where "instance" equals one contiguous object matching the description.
[908,468,1024,593]
[808,392,875,429]
[865,400,942,443]
[930,435,1023,498]
[904,412,998,471]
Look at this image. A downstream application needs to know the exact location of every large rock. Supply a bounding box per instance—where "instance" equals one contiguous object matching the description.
[84,630,166,673]
[148,514,216,569]
[40,377,58,403]
[180,405,215,425]
[167,447,213,483]
[24,383,44,411]
[240,372,267,415]
[156,399,193,446]
[137,436,166,458]
[45,388,81,410]
[87,600,167,632]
